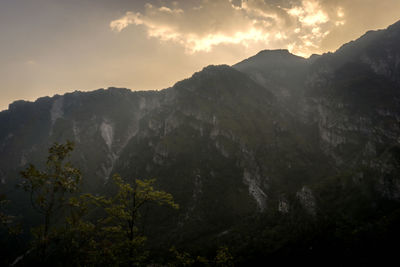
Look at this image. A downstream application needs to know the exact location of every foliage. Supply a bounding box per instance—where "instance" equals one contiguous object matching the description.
[87,174,179,266]
[168,246,234,267]
[49,194,98,266]
[0,194,15,229]
[19,140,81,260]
[0,194,22,266]
[15,141,182,266]
[169,246,196,266]
[215,247,234,267]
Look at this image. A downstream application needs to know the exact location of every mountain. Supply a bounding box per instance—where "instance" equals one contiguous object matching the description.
[1,20,400,264]
[234,49,310,111]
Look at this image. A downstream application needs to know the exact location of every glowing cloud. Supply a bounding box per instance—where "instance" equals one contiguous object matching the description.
[288,0,329,26]
[110,0,349,57]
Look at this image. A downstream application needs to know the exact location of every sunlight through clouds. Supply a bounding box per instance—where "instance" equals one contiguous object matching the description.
[288,0,329,26]
[109,0,349,57]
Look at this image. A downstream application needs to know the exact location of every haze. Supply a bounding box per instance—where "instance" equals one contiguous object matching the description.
[1,0,399,111]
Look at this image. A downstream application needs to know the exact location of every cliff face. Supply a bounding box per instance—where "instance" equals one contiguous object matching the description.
[0,88,163,192]
[1,20,400,254]
[234,21,400,201]
[306,22,400,200]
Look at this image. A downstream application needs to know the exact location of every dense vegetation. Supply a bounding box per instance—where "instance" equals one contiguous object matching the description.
[1,142,400,266]
[0,142,237,266]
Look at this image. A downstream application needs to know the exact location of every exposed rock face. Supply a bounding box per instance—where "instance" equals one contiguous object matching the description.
[243,169,267,211]
[278,197,289,213]
[50,96,64,125]
[100,121,114,150]
[296,186,316,215]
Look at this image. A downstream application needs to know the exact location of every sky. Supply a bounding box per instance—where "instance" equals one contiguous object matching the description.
[1,0,399,111]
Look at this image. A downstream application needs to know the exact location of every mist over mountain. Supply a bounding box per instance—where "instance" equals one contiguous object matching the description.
[1,20,400,265]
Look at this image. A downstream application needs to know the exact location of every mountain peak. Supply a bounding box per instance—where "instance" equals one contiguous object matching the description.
[173,64,246,89]
[233,49,306,71]
[186,64,240,81]
[256,49,291,56]
[200,64,232,73]
[253,49,306,60]
[170,63,274,101]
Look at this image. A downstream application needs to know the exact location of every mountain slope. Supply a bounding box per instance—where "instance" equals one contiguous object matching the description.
[233,49,310,111]
[233,20,400,198]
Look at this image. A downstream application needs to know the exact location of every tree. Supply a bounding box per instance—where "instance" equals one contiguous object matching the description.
[51,193,97,266]
[90,174,179,266]
[17,141,180,266]
[0,194,15,229]
[0,194,22,266]
[20,141,81,260]
[215,246,234,267]
[168,246,234,266]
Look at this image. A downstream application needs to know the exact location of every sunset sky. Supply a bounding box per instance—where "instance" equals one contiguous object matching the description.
[1,0,399,111]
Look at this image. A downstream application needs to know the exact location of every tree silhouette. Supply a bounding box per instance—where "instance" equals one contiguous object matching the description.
[20,141,81,260]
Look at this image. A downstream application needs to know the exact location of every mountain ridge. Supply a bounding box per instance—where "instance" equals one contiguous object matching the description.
[4,20,400,114]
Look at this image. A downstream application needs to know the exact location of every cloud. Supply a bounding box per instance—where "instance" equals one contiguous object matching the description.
[109,0,353,57]
[158,6,184,14]
[288,1,329,26]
